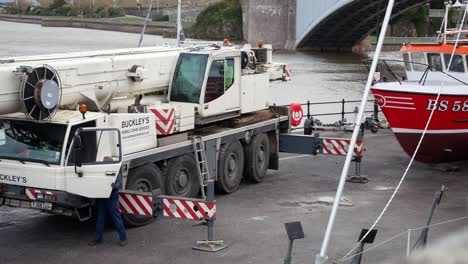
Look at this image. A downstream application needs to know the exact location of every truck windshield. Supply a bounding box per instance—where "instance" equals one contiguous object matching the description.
[0,120,66,164]
[170,53,208,104]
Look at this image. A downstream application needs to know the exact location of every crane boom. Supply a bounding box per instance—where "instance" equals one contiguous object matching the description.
[0,46,183,119]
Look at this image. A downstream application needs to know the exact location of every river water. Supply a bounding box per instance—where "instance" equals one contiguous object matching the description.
[0,21,402,123]
[270,50,402,123]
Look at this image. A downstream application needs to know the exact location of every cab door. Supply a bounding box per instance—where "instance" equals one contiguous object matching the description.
[65,128,122,198]
[201,57,240,117]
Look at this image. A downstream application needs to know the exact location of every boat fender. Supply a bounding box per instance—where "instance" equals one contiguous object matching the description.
[290,103,303,127]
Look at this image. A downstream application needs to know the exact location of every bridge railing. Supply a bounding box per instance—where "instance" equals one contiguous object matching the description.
[368,36,437,45]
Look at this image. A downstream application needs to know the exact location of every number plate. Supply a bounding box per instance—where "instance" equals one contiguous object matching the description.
[31,201,53,211]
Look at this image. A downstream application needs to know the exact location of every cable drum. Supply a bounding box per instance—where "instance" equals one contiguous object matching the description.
[19,64,62,121]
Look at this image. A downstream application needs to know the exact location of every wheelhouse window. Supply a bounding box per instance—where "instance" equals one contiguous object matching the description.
[402,53,413,71]
[170,53,209,104]
[444,54,465,72]
[0,120,66,164]
[411,52,427,71]
[427,53,443,72]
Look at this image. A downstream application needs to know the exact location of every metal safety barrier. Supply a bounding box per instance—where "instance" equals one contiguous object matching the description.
[119,181,227,252]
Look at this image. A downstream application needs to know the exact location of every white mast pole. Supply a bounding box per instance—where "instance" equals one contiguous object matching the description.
[177,0,182,45]
[444,3,449,44]
[315,0,395,263]
[137,0,153,47]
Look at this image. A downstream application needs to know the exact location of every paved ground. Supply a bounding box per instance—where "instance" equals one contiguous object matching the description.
[1,21,468,264]
[1,129,468,264]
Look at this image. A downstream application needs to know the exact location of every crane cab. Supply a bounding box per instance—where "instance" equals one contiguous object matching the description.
[168,48,269,124]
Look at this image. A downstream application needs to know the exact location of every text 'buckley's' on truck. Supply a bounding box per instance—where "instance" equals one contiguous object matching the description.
[0,43,295,226]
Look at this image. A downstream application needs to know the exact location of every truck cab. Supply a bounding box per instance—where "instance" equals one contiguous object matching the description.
[0,110,160,218]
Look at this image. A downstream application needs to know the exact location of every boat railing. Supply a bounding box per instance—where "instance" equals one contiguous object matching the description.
[438,28,468,43]
[363,59,468,86]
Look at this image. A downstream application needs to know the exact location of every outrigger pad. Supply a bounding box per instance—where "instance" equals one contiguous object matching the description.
[346,176,369,184]
[193,240,228,252]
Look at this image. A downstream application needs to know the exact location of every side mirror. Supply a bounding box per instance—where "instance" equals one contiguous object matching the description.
[73,135,83,170]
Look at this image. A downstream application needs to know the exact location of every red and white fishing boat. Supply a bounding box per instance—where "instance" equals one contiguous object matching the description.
[371,1,468,163]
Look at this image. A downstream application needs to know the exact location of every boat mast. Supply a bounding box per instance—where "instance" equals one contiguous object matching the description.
[177,0,182,45]
[137,0,154,47]
[315,0,396,263]
[444,2,449,44]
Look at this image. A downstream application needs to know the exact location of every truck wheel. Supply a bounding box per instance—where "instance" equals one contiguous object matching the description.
[216,140,244,194]
[244,133,270,183]
[122,164,163,227]
[165,154,200,197]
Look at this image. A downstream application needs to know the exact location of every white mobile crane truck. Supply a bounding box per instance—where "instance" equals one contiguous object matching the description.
[0,43,363,232]
[0,43,294,226]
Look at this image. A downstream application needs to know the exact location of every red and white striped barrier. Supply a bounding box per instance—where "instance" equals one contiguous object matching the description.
[163,198,216,220]
[119,193,153,217]
[322,139,364,157]
[25,188,56,200]
[149,108,176,135]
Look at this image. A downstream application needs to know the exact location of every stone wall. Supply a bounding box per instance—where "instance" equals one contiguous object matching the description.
[240,0,296,50]
[124,0,222,23]
[0,14,176,36]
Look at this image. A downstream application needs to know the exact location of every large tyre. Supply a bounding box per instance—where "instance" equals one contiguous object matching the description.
[216,140,244,194]
[122,164,163,227]
[244,133,270,183]
[165,154,200,197]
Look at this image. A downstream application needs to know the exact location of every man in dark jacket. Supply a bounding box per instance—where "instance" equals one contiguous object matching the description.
[89,172,128,246]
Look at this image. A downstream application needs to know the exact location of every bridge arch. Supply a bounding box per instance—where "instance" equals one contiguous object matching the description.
[296,0,430,50]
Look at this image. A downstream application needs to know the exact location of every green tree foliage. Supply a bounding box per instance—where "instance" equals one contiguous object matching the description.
[8,0,124,18]
[411,6,428,37]
[108,7,124,17]
[191,0,243,40]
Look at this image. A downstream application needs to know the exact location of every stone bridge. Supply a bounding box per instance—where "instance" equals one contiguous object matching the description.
[241,0,429,50]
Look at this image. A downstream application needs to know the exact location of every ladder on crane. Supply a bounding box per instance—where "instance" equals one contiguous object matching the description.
[192,136,209,200]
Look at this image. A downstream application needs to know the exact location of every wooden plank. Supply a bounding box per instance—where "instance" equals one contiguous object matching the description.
[228,110,274,127]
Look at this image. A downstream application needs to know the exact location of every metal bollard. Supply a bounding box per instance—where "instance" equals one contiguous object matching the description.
[304,117,314,135]
[341,99,345,123]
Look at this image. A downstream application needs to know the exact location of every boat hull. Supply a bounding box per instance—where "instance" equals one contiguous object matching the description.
[393,132,468,163]
[371,86,468,163]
